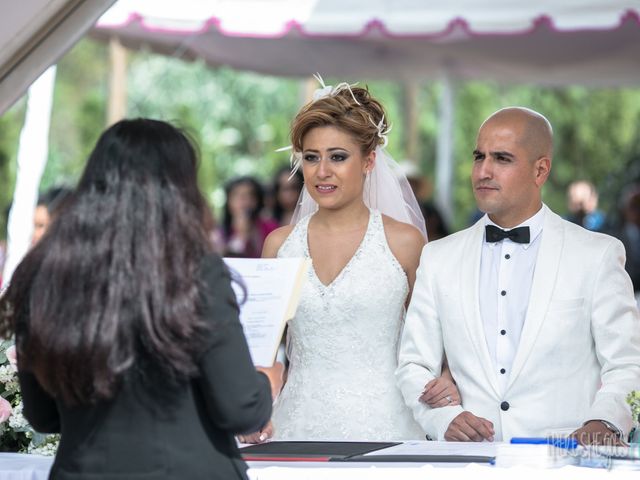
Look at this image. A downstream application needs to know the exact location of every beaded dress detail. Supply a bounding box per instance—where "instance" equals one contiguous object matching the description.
[272,210,424,440]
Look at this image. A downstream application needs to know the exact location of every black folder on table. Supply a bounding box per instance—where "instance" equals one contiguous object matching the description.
[240,441,494,463]
[240,441,398,462]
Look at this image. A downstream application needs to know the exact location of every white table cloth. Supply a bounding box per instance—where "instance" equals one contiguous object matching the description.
[247,463,640,480]
[0,454,52,480]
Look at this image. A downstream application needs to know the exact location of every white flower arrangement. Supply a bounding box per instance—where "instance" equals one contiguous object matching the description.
[628,390,640,444]
[0,339,59,454]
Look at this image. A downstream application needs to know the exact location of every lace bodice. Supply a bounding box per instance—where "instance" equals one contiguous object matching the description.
[272,210,424,441]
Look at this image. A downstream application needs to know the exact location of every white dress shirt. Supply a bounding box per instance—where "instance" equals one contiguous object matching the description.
[479,205,546,394]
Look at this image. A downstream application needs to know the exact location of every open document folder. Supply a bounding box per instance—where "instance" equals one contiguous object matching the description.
[223,257,310,367]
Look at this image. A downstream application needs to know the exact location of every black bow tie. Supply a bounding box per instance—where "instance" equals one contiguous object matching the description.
[485,225,530,244]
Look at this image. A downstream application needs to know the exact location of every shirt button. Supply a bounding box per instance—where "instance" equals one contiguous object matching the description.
[500,368,506,374]
[500,329,506,335]
[501,401,510,411]
[501,290,507,296]
[505,254,511,259]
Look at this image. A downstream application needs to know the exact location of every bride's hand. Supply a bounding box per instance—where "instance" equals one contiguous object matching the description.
[419,376,461,408]
[257,362,285,400]
[237,421,274,444]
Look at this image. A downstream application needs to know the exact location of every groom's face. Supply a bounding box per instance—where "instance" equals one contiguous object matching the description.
[472,119,542,228]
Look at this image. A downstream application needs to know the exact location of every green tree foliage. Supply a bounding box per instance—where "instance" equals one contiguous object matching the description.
[0,103,26,238]
[2,38,640,239]
[126,53,302,208]
[46,39,109,190]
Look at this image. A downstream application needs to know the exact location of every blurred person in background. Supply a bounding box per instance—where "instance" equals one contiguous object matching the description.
[615,184,640,298]
[0,119,276,480]
[271,166,304,227]
[401,162,450,240]
[220,176,278,257]
[565,180,607,232]
[31,186,73,246]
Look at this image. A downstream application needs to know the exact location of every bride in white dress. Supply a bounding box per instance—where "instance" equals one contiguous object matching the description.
[242,81,460,442]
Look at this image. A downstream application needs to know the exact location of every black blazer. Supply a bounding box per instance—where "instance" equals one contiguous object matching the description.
[17,254,271,480]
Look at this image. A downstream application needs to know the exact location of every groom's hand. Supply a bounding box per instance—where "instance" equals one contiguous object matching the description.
[571,420,623,446]
[444,411,494,442]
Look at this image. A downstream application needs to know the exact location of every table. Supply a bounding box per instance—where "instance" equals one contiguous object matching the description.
[245,440,640,479]
[0,453,53,480]
[247,463,640,479]
[2,445,638,480]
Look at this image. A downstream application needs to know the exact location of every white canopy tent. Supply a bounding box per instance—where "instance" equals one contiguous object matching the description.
[0,0,117,115]
[92,0,640,86]
[91,0,640,222]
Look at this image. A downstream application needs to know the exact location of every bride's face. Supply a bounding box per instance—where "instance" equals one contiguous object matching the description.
[301,126,374,211]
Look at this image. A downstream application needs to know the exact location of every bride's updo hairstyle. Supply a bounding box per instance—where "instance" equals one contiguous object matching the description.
[290,86,387,155]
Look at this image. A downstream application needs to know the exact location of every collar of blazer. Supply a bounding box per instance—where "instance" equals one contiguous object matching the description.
[458,206,564,395]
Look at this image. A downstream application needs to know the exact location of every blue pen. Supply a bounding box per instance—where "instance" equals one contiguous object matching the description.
[510,437,578,449]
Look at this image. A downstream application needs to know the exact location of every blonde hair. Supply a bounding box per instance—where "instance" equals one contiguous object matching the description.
[290,86,387,155]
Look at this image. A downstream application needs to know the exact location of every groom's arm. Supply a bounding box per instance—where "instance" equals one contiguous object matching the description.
[396,245,463,440]
[585,238,640,439]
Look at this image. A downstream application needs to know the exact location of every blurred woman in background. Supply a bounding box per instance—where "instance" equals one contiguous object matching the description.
[220,176,277,257]
[31,186,73,246]
[271,166,304,227]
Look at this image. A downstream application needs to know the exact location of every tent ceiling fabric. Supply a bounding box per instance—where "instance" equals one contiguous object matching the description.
[0,0,117,116]
[92,0,640,85]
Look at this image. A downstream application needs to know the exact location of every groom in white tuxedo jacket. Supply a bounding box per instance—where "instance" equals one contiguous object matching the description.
[396,107,640,443]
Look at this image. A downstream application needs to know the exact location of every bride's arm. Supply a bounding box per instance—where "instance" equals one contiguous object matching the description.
[381,216,426,306]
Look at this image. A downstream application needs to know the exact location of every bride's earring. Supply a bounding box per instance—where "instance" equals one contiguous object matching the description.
[365,169,372,207]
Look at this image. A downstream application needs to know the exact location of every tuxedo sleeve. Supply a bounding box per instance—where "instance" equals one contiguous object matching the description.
[194,254,272,435]
[586,238,640,437]
[396,244,463,440]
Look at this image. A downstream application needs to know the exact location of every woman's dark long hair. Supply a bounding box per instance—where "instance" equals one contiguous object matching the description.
[0,119,213,406]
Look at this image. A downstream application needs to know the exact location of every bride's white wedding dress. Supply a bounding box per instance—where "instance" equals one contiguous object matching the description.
[272,209,424,441]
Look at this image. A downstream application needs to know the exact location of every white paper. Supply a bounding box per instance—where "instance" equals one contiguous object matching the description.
[224,257,309,366]
[364,440,499,457]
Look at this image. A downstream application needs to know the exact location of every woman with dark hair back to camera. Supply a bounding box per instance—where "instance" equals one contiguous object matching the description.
[240,79,460,443]
[0,119,274,480]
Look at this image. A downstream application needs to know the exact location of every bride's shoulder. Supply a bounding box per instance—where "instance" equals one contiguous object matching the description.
[380,214,425,269]
[262,225,295,258]
[380,214,425,251]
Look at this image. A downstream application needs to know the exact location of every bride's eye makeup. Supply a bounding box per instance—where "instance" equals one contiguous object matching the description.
[302,150,349,162]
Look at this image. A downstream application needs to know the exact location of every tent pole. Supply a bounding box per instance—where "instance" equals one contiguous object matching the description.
[402,80,420,168]
[302,76,316,104]
[435,73,455,227]
[2,66,57,288]
[107,36,127,125]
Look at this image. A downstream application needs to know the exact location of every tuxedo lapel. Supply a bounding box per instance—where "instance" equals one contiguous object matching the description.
[506,210,564,391]
[460,220,501,397]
